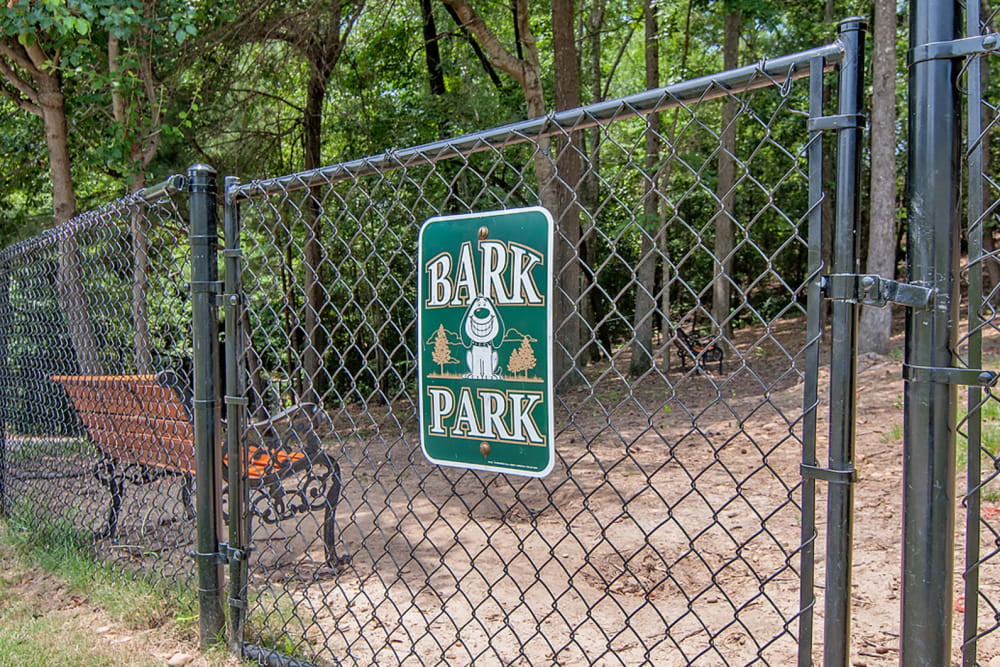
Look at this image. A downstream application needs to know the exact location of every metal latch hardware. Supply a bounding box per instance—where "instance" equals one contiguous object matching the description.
[821,274,935,309]
[909,33,1000,67]
[801,463,857,485]
[902,364,998,387]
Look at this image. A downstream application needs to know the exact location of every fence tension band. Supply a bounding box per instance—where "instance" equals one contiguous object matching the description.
[224,395,248,406]
[902,364,999,387]
[908,32,1000,67]
[801,463,857,484]
[807,113,866,132]
[821,273,935,309]
[192,542,247,566]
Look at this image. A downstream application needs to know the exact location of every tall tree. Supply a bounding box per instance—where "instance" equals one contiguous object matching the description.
[711,6,739,338]
[552,0,583,386]
[226,0,364,403]
[440,0,582,386]
[859,0,897,353]
[421,0,446,96]
[0,0,108,374]
[629,0,659,376]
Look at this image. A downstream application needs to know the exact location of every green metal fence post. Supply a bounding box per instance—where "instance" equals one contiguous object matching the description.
[824,18,866,667]
[223,176,249,654]
[903,0,961,663]
[189,163,225,645]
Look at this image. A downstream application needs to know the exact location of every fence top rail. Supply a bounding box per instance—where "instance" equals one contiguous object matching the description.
[0,173,185,267]
[228,39,844,203]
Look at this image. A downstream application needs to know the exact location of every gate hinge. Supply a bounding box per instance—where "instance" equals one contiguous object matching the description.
[801,463,857,485]
[821,274,935,309]
[909,33,1000,67]
[191,542,247,565]
[902,364,998,387]
[190,280,223,295]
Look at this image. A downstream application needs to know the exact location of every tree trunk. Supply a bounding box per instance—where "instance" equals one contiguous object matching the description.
[421,0,446,95]
[130,171,153,373]
[40,77,101,374]
[859,0,897,354]
[301,59,328,404]
[711,9,739,337]
[551,0,583,387]
[630,0,659,376]
[578,0,605,365]
[658,0,693,370]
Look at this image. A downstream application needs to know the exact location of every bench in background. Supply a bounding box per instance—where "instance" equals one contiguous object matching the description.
[50,373,348,568]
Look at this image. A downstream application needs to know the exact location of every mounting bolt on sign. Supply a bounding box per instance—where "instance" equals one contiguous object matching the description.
[417,207,555,477]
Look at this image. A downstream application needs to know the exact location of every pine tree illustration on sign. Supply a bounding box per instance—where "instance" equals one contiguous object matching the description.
[508,335,537,378]
[431,323,458,374]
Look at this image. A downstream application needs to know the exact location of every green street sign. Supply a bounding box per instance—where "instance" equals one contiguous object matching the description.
[417,207,554,477]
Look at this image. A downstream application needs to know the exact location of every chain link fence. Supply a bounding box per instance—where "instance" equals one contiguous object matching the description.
[0,177,197,590]
[959,3,1000,663]
[224,39,849,665]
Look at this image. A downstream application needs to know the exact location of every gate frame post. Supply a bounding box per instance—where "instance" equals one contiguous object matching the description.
[824,18,866,667]
[222,176,249,654]
[189,163,226,645]
[903,0,961,663]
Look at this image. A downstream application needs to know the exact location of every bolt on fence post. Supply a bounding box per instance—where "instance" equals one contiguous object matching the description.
[223,177,248,654]
[824,17,866,667]
[903,0,961,663]
[189,163,225,645]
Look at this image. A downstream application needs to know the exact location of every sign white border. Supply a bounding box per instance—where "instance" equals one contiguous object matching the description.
[417,206,555,478]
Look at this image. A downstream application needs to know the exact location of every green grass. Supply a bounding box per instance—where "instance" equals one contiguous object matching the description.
[1,502,201,634]
[881,423,903,443]
[958,398,1000,502]
[0,509,233,666]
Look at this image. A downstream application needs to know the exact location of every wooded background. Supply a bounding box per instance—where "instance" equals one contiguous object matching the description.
[0,0,927,365]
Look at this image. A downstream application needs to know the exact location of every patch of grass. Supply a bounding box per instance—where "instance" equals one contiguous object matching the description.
[958,399,1000,502]
[881,423,903,443]
[1,502,197,632]
[246,592,312,659]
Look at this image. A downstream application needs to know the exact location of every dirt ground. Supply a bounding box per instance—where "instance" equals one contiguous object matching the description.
[224,311,1000,666]
[9,311,1000,665]
[0,539,231,666]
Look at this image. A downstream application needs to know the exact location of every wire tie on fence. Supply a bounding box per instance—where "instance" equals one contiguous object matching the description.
[222,248,242,258]
[225,395,249,406]
[227,596,248,610]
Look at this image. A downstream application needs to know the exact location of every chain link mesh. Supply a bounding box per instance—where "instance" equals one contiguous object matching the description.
[959,4,1000,662]
[0,183,197,590]
[228,54,837,665]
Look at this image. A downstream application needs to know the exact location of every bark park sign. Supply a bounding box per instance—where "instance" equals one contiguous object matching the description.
[418,207,554,477]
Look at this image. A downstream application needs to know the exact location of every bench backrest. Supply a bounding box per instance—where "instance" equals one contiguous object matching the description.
[51,374,196,474]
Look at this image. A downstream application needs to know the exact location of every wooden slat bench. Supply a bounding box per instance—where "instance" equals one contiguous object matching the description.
[51,373,348,568]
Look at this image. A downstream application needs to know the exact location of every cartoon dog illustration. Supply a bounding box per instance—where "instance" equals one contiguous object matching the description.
[462,296,504,380]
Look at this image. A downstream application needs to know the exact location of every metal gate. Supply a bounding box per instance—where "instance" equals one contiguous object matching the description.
[959,1,1000,665]
[204,24,867,666]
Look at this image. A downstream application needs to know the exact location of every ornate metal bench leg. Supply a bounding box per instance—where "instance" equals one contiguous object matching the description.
[181,473,195,520]
[323,460,349,569]
[93,459,123,540]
